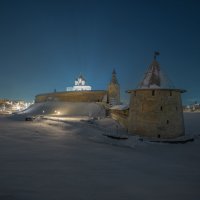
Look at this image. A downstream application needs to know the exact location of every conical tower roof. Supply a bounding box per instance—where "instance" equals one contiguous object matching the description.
[138,54,174,89]
[110,69,119,85]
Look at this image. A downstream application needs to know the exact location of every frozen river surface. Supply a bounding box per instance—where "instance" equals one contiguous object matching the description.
[0,113,200,200]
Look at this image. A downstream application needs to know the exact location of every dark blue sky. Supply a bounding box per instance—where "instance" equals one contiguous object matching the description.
[0,0,200,104]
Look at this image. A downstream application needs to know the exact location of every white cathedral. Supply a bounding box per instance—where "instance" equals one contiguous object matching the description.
[66,75,92,91]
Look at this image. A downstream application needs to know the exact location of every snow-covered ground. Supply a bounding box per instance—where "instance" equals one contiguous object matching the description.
[0,113,200,200]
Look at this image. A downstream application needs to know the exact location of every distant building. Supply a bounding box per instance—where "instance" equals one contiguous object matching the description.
[184,102,200,112]
[0,99,31,114]
[66,75,92,91]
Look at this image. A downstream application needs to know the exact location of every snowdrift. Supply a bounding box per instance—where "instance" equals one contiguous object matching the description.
[16,102,106,118]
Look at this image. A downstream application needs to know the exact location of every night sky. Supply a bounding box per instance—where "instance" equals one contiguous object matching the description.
[0,0,200,104]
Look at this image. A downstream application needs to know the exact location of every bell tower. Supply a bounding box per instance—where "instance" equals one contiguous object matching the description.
[108,69,120,106]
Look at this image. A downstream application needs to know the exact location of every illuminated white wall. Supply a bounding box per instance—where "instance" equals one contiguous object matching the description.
[66,85,92,91]
[66,75,92,91]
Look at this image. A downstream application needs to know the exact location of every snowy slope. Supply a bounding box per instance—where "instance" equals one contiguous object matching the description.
[16,101,106,118]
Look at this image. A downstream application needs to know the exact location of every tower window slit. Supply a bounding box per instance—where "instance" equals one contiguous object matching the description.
[152,90,155,96]
[160,106,163,111]
[166,120,169,124]
[170,91,172,96]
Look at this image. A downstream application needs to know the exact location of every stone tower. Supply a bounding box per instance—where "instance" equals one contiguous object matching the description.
[108,69,120,106]
[127,53,186,138]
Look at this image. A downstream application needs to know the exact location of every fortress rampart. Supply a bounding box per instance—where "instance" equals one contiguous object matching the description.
[35,90,107,103]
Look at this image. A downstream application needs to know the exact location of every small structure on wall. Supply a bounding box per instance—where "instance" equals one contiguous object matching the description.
[127,52,186,139]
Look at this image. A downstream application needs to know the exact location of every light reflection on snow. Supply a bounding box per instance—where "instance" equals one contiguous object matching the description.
[43,116,90,122]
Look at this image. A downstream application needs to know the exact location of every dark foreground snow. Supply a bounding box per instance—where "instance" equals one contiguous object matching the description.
[0,113,200,200]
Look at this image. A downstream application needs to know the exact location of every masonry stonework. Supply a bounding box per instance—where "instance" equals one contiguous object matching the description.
[128,89,185,138]
[35,90,107,103]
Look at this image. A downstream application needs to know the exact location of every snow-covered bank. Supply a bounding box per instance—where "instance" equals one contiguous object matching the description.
[0,113,200,200]
[16,101,106,118]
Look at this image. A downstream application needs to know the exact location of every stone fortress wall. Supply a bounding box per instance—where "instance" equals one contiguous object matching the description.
[35,90,107,103]
[110,109,129,130]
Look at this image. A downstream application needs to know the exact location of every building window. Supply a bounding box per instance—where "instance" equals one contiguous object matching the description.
[170,91,172,96]
[166,120,169,124]
[152,90,155,96]
[160,106,163,111]
[134,91,136,96]
[176,106,178,111]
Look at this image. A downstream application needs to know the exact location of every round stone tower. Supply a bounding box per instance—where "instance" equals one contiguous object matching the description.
[127,53,186,138]
[108,69,120,106]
